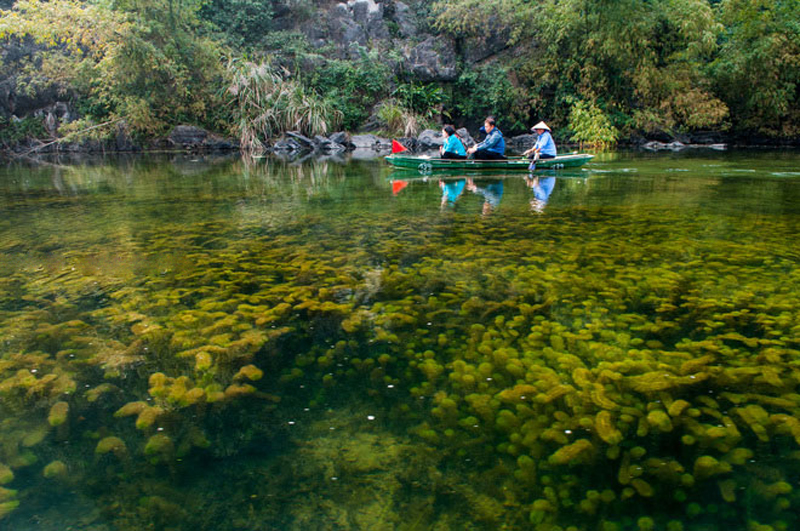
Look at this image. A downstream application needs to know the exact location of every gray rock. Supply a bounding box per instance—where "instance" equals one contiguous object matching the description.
[350,147,385,159]
[417,129,444,150]
[350,134,380,148]
[404,37,458,82]
[314,135,347,152]
[456,128,475,148]
[463,28,511,64]
[273,138,304,152]
[392,1,417,38]
[328,131,351,145]
[286,131,315,148]
[396,137,418,152]
[169,125,208,146]
[375,137,392,150]
[666,141,686,150]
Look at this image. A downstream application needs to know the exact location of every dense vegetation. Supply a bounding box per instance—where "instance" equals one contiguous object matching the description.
[1,0,798,147]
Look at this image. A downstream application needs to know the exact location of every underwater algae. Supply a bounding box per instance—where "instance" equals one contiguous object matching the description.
[1,161,800,530]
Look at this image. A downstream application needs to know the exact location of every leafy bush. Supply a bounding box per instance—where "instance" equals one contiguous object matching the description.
[568,100,619,148]
[451,66,530,132]
[302,49,393,131]
[392,83,446,120]
[0,116,46,146]
[0,0,226,137]
[198,0,274,50]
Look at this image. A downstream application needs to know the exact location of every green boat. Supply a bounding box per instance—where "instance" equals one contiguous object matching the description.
[385,152,594,174]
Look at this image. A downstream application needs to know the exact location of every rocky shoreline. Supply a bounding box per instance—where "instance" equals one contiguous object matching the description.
[11,123,790,161]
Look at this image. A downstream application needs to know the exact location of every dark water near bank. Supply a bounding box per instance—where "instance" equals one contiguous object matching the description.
[1,150,800,531]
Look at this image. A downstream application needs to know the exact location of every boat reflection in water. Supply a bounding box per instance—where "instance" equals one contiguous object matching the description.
[389,170,593,215]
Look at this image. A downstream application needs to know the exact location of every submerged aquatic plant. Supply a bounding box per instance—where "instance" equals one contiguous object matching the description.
[1,160,800,530]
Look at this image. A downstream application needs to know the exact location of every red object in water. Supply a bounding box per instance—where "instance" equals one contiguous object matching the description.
[391,140,409,154]
[392,180,409,195]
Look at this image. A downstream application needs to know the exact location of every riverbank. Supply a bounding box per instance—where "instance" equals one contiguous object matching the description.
[3,122,800,162]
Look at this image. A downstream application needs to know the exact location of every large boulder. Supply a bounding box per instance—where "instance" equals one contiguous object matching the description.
[456,128,475,148]
[328,131,351,145]
[273,138,305,152]
[286,131,316,149]
[349,134,381,149]
[391,1,418,38]
[313,0,389,58]
[314,135,347,152]
[404,37,458,82]
[417,129,444,150]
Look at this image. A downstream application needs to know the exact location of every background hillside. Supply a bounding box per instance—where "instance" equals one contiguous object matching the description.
[1,0,798,149]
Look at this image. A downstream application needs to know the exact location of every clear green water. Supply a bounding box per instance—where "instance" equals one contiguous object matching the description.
[1,150,800,531]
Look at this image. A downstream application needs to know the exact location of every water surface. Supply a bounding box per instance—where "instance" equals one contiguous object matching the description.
[1,150,800,530]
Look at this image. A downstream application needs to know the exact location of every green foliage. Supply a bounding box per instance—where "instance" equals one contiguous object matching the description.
[226,60,343,151]
[0,116,46,146]
[567,100,619,148]
[392,83,445,120]
[198,0,274,50]
[302,49,393,131]
[375,99,421,137]
[451,65,529,131]
[711,0,800,136]
[0,0,226,136]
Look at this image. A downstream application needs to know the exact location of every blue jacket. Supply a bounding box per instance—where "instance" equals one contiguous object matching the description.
[533,131,557,157]
[476,127,505,155]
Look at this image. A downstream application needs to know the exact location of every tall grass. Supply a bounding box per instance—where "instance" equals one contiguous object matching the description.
[376,99,422,137]
[226,60,342,152]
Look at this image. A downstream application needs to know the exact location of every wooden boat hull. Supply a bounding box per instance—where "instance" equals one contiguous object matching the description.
[385,153,594,173]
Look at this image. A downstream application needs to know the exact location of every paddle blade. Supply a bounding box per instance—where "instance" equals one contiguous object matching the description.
[392,180,409,195]
[392,140,409,154]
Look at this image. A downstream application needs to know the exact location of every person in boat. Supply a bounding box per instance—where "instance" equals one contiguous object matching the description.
[523,121,557,161]
[439,125,467,159]
[467,116,506,160]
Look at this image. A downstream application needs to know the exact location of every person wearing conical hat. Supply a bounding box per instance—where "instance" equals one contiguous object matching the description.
[523,121,557,161]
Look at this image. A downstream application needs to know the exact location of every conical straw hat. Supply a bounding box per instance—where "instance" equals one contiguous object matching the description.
[531,121,551,131]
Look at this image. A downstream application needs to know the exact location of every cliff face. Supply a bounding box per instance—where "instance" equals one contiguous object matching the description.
[272,0,508,81]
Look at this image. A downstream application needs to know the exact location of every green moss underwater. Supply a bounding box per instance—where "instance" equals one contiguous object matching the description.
[1,156,800,530]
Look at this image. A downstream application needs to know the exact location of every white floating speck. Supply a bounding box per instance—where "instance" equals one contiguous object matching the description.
[367,415,376,421]
[288,421,296,425]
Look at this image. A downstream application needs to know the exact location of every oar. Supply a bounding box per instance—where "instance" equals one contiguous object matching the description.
[528,152,539,171]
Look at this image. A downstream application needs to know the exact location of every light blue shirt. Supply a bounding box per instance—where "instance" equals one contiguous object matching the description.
[442,135,466,156]
[534,131,557,157]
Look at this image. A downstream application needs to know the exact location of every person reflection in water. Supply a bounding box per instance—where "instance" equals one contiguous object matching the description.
[527,175,556,213]
[439,178,466,207]
[466,178,504,216]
